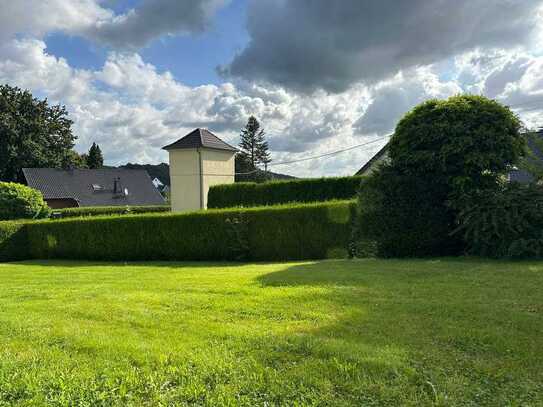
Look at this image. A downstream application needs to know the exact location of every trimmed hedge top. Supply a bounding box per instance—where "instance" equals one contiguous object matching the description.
[208,176,365,208]
[54,205,170,219]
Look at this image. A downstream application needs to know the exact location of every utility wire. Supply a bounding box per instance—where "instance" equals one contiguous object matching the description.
[267,135,389,167]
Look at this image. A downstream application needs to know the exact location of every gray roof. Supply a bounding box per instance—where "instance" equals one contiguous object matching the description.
[23,168,165,207]
[355,143,390,175]
[162,128,238,152]
[509,130,543,183]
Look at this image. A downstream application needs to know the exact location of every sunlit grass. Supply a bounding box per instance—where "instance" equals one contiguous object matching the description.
[0,259,541,405]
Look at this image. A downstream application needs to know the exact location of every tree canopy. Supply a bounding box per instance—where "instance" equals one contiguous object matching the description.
[0,84,78,182]
[389,95,524,192]
[87,142,104,169]
[355,94,524,258]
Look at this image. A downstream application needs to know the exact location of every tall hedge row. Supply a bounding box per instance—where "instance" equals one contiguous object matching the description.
[0,201,355,262]
[208,176,364,208]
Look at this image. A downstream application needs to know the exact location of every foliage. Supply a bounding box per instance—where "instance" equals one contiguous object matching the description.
[389,95,524,193]
[9,201,355,262]
[68,150,89,169]
[354,95,523,258]
[354,165,462,257]
[0,221,29,261]
[0,182,50,221]
[517,130,543,183]
[237,116,272,182]
[0,259,541,405]
[53,205,170,219]
[208,176,364,208]
[0,84,78,182]
[86,142,104,169]
[454,183,543,258]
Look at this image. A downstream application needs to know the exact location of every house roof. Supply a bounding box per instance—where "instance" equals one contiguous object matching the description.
[355,143,390,175]
[162,128,238,152]
[509,129,543,183]
[22,168,165,207]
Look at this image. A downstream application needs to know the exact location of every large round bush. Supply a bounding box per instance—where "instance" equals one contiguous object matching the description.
[354,95,524,258]
[0,182,50,220]
[389,95,524,191]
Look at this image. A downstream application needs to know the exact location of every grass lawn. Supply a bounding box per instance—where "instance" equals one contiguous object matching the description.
[0,259,541,406]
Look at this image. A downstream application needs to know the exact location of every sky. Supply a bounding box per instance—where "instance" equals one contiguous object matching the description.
[1,0,543,177]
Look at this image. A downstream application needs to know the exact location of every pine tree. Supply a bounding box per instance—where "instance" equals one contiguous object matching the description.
[86,142,104,169]
[238,116,272,181]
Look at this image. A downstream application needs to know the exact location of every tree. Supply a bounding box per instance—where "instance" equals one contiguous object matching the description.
[86,142,104,169]
[389,95,524,193]
[238,116,272,181]
[355,95,524,258]
[0,84,78,182]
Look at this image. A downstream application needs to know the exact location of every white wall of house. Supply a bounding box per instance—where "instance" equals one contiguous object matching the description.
[168,148,235,212]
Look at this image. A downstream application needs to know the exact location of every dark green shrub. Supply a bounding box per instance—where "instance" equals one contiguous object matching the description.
[55,205,169,219]
[0,221,30,261]
[0,182,50,220]
[354,95,523,258]
[390,95,524,192]
[454,183,543,258]
[208,176,364,208]
[354,165,463,258]
[25,201,355,262]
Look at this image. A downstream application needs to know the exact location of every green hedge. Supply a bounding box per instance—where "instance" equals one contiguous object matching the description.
[0,201,355,262]
[208,176,365,208]
[0,221,30,261]
[454,183,543,258]
[54,205,170,219]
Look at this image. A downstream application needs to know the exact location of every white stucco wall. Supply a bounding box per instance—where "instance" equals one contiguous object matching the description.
[168,148,235,212]
[201,149,235,209]
[168,149,200,212]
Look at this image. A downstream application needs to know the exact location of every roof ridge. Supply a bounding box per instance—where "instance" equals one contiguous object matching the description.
[199,128,205,148]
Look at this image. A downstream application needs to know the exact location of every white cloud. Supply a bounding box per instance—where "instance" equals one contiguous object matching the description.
[1,2,543,177]
[0,0,227,48]
[354,68,462,136]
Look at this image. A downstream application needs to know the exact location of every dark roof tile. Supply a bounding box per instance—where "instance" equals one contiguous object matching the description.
[22,168,165,207]
[162,128,238,152]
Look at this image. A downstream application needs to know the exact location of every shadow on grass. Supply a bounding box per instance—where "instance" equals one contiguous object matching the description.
[247,258,543,404]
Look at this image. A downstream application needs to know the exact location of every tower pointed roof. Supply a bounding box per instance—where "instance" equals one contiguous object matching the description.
[162,128,238,152]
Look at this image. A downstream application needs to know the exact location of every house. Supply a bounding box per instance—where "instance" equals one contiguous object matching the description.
[355,144,390,176]
[163,128,237,212]
[22,168,165,209]
[356,129,543,182]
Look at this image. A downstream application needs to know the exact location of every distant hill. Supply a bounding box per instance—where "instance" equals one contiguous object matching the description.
[116,163,294,186]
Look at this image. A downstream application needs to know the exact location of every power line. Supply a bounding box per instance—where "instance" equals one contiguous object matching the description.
[268,135,389,167]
